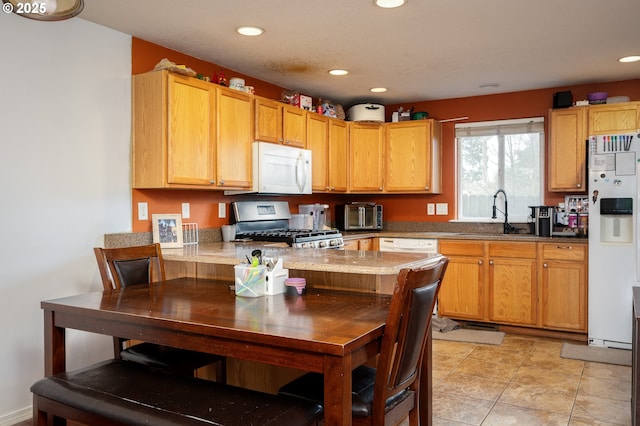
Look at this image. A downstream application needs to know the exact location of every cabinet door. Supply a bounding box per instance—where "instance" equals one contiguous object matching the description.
[167,74,216,185]
[328,119,349,192]
[489,257,537,325]
[384,120,441,192]
[541,260,586,331]
[548,107,587,192]
[589,102,640,134]
[216,87,252,188]
[488,242,537,325]
[282,105,307,147]
[254,97,282,143]
[539,243,587,331]
[349,123,384,192]
[438,256,484,320]
[438,240,485,320]
[307,113,330,192]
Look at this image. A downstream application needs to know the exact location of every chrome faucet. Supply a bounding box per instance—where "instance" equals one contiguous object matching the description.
[492,189,516,234]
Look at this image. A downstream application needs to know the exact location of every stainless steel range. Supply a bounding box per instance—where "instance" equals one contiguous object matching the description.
[231,201,344,249]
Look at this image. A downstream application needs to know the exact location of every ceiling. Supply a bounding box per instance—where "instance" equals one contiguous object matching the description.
[79,0,640,106]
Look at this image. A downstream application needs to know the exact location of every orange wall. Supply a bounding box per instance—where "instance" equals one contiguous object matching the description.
[130,37,640,232]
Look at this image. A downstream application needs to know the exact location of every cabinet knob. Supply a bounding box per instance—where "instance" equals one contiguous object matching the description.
[425,186,429,191]
[543,263,548,268]
[379,187,383,191]
[478,260,483,265]
[284,140,290,145]
[576,184,581,188]
[209,180,216,184]
[489,260,494,265]
[219,180,225,185]
[556,245,572,250]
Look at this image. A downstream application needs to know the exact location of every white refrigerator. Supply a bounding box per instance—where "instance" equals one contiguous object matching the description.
[588,132,638,349]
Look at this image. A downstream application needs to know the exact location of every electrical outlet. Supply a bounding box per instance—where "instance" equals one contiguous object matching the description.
[427,203,435,215]
[137,202,148,221]
[182,203,190,219]
[218,202,226,218]
[436,203,448,215]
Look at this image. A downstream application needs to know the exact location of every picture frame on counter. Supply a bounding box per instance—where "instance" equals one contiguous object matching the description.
[152,214,183,248]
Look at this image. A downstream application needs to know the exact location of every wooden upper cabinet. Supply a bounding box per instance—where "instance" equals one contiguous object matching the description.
[349,123,384,192]
[216,87,253,188]
[328,119,349,192]
[254,97,307,147]
[548,107,587,192]
[133,71,216,189]
[307,113,330,192]
[588,102,640,134]
[132,71,252,190]
[384,119,442,193]
[282,104,307,147]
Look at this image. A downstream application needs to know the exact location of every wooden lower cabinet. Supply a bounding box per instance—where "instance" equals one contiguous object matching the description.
[539,243,587,331]
[438,239,587,333]
[343,237,375,251]
[488,255,537,326]
[438,240,484,320]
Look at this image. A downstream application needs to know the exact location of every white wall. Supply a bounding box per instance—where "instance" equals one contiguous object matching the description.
[0,14,132,424]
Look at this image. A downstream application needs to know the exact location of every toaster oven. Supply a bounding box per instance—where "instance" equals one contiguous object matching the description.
[336,203,383,231]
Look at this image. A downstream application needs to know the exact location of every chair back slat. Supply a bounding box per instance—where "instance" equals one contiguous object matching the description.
[372,257,449,423]
[93,243,166,290]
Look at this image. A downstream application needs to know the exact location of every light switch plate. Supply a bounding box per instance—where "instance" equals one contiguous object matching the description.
[218,203,226,218]
[137,202,148,221]
[427,203,435,215]
[436,203,448,215]
[182,203,190,219]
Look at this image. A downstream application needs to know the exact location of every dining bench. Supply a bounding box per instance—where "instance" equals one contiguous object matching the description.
[31,359,322,426]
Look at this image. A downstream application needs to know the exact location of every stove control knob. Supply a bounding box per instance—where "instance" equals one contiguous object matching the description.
[319,240,327,248]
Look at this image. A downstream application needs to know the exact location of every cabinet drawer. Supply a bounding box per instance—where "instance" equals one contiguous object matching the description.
[487,242,536,259]
[439,240,484,257]
[541,243,586,261]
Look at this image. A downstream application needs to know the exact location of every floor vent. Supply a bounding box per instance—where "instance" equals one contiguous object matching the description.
[460,321,499,331]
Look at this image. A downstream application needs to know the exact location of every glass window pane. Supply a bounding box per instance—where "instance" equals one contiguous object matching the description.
[457,124,543,222]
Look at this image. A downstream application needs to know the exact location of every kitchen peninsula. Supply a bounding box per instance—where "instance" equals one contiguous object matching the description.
[161,242,443,294]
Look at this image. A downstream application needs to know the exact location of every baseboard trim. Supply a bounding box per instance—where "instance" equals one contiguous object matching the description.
[0,406,31,426]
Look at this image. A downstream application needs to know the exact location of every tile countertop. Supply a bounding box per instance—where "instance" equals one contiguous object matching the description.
[161,242,443,275]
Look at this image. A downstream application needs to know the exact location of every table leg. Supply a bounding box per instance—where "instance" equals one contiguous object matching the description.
[419,328,433,426]
[44,309,65,376]
[323,355,352,425]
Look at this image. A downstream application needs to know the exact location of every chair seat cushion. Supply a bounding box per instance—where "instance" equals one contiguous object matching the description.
[120,342,222,374]
[278,365,410,418]
[32,359,321,426]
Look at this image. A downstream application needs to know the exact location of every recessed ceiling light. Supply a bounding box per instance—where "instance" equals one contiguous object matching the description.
[370,87,387,93]
[329,69,349,76]
[479,83,500,89]
[236,26,264,36]
[374,0,406,8]
[619,55,640,63]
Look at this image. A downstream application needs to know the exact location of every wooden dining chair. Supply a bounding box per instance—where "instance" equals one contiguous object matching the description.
[93,243,226,381]
[278,257,449,426]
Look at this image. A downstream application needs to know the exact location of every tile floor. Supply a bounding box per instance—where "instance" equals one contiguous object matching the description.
[14,333,632,426]
[427,334,632,426]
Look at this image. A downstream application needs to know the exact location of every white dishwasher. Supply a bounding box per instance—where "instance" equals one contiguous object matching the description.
[379,238,440,314]
[378,238,438,254]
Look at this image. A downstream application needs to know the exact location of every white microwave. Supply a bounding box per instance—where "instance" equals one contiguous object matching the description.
[227,142,312,195]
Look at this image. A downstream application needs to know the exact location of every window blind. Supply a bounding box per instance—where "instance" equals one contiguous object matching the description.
[455,117,544,138]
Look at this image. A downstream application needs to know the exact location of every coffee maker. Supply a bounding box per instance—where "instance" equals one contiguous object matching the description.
[528,206,553,237]
[298,204,331,231]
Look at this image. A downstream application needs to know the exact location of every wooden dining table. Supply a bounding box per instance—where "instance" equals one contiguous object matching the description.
[41,277,434,426]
